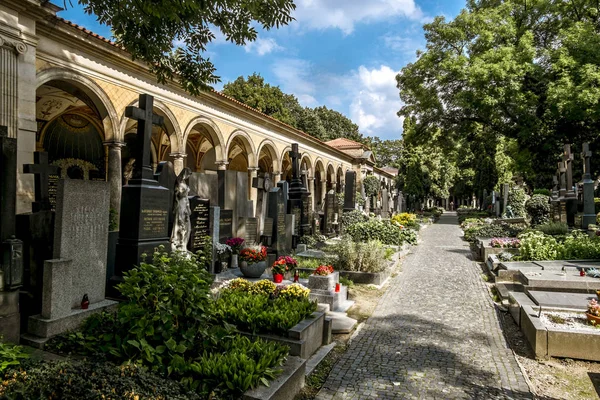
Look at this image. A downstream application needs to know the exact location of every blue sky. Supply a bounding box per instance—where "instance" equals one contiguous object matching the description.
[58,0,465,140]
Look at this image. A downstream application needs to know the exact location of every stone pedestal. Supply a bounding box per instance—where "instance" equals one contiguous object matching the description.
[0,291,20,343]
[105,142,123,228]
[583,180,596,229]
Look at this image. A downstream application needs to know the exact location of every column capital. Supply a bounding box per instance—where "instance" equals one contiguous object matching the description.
[308,177,316,181]
[215,160,229,170]
[248,166,260,172]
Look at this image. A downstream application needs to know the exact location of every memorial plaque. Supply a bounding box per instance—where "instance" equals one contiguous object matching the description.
[48,174,59,211]
[343,171,357,211]
[238,217,258,245]
[188,197,210,253]
[219,210,233,242]
[139,195,169,240]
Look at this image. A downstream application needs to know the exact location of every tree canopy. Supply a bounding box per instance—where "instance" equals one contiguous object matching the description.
[78,0,296,95]
[396,0,600,201]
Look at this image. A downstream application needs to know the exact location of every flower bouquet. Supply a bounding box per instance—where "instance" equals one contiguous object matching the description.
[490,238,520,248]
[226,237,245,254]
[587,298,600,325]
[239,244,267,264]
[314,265,334,276]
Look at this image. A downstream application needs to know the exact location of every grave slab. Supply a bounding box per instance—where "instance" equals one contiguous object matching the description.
[528,290,595,310]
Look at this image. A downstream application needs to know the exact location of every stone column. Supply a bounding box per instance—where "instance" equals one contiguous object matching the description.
[171,152,186,175]
[308,177,315,212]
[320,179,327,210]
[1,16,38,213]
[215,161,229,171]
[104,141,124,227]
[248,167,259,216]
[272,171,281,185]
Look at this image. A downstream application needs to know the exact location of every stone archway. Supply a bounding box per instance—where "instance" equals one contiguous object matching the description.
[183,117,226,172]
[225,130,256,172]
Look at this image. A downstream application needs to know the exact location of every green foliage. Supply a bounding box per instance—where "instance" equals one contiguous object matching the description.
[190,335,287,397]
[533,189,551,196]
[363,137,404,168]
[362,176,381,198]
[463,222,526,242]
[297,257,321,270]
[535,222,569,236]
[341,210,368,227]
[0,360,200,399]
[345,218,417,246]
[194,235,213,271]
[595,198,600,214]
[525,194,551,226]
[517,230,600,261]
[391,213,420,230]
[0,340,28,374]
[339,276,354,287]
[507,188,527,218]
[80,1,295,95]
[211,289,317,336]
[332,238,388,273]
[298,233,327,248]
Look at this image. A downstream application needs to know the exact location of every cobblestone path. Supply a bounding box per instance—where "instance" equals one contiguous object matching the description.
[316,212,532,400]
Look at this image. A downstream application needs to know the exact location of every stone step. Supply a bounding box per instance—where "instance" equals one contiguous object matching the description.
[242,356,306,400]
[328,311,357,334]
[305,342,336,376]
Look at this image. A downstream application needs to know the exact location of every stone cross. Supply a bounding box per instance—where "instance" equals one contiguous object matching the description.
[563,144,574,194]
[23,152,60,212]
[558,161,567,196]
[125,94,164,181]
[582,142,592,180]
[289,144,301,181]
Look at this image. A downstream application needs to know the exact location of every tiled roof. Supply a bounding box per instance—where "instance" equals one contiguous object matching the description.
[325,138,368,150]
[381,166,399,175]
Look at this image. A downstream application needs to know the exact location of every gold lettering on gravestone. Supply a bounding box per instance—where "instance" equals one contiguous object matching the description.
[48,174,59,211]
[141,209,168,235]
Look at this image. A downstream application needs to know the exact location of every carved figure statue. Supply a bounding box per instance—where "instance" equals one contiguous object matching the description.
[504,205,515,219]
[123,158,135,185]
[171,168,193,253]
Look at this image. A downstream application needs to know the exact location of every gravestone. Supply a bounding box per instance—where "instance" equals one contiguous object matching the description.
[261,217,274,246]
[238,217,258,245]
[252,172,273,237]
[27,179,117,340]
[189,172,218,207]
[582,143,595,229]
[343,171,356,212]
[209,206,220,273]
[287,144,310,236]
[154,161,177,234]
[285,214,295,254]
[562,144,578,227]
[218,170,249,236]
[219,209,233,243]
[23,152,60,213]
[381,189,389,218]
[188,197,210,254]
[267,181,289,256]
[113,94,170,291]
[323,190,336,236]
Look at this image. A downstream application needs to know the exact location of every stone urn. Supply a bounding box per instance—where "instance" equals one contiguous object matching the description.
[239,260,267,278]
[230,254,239,269]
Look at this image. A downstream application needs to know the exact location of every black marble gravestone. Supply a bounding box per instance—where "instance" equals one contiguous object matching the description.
[0,126,17,242]
[188,197,210,253]
[343,171,357,212]
[219,210,233,243]
[288,144,310,237]
[323,190,336,236]
[154,161,177,235]
[112,94,171,291]
[267,181,289,256]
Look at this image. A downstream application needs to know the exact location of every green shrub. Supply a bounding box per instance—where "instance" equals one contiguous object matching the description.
[108,208,119,231]
[525,194,551,226]
[363,176,380,198]
[464,222,526,242]
[517,231,561,260]
[332,238,388,273]
[211,289,317,336]
[595,198,600,214]
[297,257,321,269]
[533,189,551,196]
[535,222,569,236]
[190,335,287,397]
[458,211,490,224]
[339,276,354,287]
[0,340,28,374]
[341,210,368,227]
[0,360,200,400]
[517,230,600,261]
[345,219,417,246]
[298,233,327,248]
[507,187,527,217]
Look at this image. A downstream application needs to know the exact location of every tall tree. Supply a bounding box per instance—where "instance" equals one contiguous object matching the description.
[77,0,296,95]
[396,0,600,189]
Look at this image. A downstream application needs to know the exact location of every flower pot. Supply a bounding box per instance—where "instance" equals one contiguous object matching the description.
[273,273,283,283]
[239,260,267,278]
[230,254,239,269]
[586,313,600,325]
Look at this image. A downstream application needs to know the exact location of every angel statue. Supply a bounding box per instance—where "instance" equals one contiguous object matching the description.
[170,168,193,254]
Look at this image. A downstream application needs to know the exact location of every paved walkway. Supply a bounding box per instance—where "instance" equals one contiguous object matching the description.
[316,212,532,400]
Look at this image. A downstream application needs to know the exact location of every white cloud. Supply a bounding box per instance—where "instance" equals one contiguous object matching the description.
[293,0,425,34]
[271,58,317,106]
[245,38,283,56]
[347,65,404,138]
[382,33,424,59]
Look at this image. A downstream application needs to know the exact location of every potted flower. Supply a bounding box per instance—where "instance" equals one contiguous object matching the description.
[225,237,245,269]
[587,298,600,325]
[239,244,268,278]
[271,258,288,283]
[214,242,231,273]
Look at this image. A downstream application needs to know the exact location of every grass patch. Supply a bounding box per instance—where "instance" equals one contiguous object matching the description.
[548,314,567,324]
